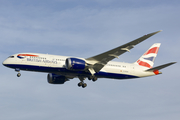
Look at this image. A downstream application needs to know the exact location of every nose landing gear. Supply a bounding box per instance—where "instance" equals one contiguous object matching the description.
[17,73,21,77]
[15,68,21,77]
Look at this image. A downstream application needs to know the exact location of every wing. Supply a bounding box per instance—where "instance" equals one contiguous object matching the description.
[86,30,162,75]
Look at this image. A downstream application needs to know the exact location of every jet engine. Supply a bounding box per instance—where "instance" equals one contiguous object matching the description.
[65,58,86,71]
[47,73,67,84]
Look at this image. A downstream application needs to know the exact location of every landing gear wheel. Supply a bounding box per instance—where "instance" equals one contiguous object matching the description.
[78,82,87,88]
[88,76,92,80]
[78,82,83,87]
[82,83,87,88]
[92,77,97,82]
[17,73,21,77]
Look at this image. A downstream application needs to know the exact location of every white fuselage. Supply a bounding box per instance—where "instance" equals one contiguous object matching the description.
[3,53,156,79]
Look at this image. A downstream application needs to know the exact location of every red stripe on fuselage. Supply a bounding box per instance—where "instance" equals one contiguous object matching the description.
[144,47,159,55]
[18,54,39,57]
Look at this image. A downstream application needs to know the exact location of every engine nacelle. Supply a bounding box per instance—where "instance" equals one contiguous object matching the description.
[47,73,67,84]
[65,58,86,71]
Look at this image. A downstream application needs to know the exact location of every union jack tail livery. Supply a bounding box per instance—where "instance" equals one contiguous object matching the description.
[134,43,161,68]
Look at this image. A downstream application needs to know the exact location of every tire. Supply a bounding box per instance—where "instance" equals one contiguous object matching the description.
[78,82,83,87]
[92,77,97,82]
[17,73,21,77]
[82,83,87,88]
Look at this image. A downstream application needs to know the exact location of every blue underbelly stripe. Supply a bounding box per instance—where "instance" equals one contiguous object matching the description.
[4,64,139,79]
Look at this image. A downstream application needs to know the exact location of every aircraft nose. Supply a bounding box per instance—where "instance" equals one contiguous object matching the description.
[3,60,6,66]
[2,59,9,66]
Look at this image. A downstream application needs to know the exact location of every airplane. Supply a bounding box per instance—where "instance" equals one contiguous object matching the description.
[2,30,176,88]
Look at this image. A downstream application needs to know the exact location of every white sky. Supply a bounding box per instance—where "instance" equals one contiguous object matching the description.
[0,0,179,120]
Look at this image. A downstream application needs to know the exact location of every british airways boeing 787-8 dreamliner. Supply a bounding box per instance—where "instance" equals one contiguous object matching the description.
[3,30,176,88]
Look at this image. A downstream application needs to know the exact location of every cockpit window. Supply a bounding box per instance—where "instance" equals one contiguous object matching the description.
[8,56,14,58]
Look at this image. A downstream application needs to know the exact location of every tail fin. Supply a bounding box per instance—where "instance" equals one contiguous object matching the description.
[134,43,161,68]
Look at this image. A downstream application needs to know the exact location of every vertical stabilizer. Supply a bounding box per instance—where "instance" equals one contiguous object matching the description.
[134,43,161,68]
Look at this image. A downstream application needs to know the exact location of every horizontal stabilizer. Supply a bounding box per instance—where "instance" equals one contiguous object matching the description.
[146,62,176,71]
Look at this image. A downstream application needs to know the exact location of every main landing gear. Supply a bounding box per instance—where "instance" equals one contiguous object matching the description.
[78,76,98,88]
[88,76,97,82]
[78,82,87,88]
[15,68,21,77]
